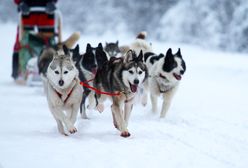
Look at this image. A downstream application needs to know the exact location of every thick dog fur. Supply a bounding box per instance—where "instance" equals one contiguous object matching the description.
[143,48,186,118]
[43,45,82,135]
[104,41,121,58]
[73,43,108,119]
[88,50,148,137]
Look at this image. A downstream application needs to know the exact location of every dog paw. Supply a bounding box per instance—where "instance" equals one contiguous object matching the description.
[68,127,77,134]
[120,131,131,138]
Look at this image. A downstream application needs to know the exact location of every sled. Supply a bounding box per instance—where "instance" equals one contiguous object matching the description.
[15,5,62,86]
[18,32,56,86]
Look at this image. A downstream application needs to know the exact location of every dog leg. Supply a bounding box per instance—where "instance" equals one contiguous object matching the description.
[80,90,90,119]
[87,92,97,110]
[50,106,77,134]
[55,119,67,136]
[150,94,158,113]
[141,82,148,106]
[111,110,118,129]
[111,99,130,137]
[69,104,80,125]
[124,102,133,126]
[160,87,178,118]
[141,92,148,106]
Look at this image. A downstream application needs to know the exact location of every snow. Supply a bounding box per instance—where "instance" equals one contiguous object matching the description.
[0,23,248,168]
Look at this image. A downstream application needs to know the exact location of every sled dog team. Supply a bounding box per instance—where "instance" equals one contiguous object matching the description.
[39,31,186,137]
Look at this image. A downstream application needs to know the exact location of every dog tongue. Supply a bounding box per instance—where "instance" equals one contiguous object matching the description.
[130,84,138,93]
[173,73,182,80]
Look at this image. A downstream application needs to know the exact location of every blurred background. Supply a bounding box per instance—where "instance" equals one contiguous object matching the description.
[1,0,248,53]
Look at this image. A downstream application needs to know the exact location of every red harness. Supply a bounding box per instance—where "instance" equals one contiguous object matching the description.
[79,81,121,96]
[55,87,74,104]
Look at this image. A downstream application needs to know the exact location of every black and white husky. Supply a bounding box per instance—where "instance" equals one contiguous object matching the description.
[42,45,83,135]
[104,41,121,58]
[73,43,108,119]
[88,50,148,137]
[143,48,186,118]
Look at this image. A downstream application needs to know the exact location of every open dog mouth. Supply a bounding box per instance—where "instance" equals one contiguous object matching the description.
[173,73,182,80]
[129,82,138,93]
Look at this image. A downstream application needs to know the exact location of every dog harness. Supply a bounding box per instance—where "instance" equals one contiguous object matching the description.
[51,78,78,104]
[80,81,122,96]
[55,88,73,104]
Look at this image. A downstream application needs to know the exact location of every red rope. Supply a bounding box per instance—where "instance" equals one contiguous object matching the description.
[83,78,94,83]
[80,81,121,96]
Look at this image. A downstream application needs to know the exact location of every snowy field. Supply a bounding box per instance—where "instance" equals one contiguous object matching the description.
[0,23,248,168]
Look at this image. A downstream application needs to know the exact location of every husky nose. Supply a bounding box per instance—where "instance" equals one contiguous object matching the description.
[59,80,64,86]
[180,70,184,75]
[134,79,139,85]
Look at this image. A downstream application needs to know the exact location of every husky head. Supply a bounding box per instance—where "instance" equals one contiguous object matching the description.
[122,50,148,93]
[104,41,121,57]
[157,48,186,84]
[47,45,78,90]
[81,43,108,74]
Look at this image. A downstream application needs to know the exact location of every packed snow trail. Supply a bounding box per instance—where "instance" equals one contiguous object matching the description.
[0,23,247,168]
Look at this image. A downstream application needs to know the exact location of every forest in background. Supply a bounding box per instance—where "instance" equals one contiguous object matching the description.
[1,0,248,52]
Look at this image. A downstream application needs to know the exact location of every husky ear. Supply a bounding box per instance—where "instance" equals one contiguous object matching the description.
[166,48,172,56]
[164,48,173,61]
[176,48,182,57]
[72,44,80,62]
[116,40,119,46]
[86,43,91,53]
[124,50,134,63]
[98,43,103,50]
[63,45,69,55]
[137,50,143,62]
[73,44,79,54]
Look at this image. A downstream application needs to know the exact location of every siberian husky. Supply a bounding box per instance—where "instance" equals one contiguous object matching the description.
[73,43,108,119]
[88,50,148,137]
[38,32,81,77]
[126,31,153,105]
[43,45,83,135]
[26,32,80,86]
[104,41,121,58]
[143,48,186,118]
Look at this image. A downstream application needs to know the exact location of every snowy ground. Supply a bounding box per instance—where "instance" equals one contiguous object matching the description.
[0,23,248,168]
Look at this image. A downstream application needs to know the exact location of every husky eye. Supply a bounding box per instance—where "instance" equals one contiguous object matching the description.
[55,70,59,74]
[159,73,166,79]
[64,71,68,74]
[129,70,134,74]
[138,71,143,75]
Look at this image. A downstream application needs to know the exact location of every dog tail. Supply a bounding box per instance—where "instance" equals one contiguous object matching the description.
[62,32,81,48]
[38,47,56,76]
[136,31,147,40]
